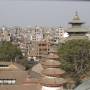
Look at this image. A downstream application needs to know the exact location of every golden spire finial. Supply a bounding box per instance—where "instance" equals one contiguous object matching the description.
[73,11,80,20]
[75,11,78,16]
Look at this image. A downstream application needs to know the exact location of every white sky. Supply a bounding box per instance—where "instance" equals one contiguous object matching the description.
[0,1,90,26]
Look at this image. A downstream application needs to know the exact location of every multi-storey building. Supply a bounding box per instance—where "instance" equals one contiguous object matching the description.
[0,26,11,41]
[27,40,50,61]
[53,27,65,44]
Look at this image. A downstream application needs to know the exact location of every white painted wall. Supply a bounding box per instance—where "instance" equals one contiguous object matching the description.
[42,86,63,90]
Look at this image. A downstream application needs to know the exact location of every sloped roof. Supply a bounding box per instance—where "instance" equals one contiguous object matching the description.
[47,53,59,59]
[42,68,65,77]
[66,27,90,32]
[8,64,18,69]
[75,79,90,90]
[41,76,66,87]
[41,59,61,68]
[0,62,25,71]
[0,84,41,90]
[0,62,27,84]
[48,48,58,53]
[32,63,43,74]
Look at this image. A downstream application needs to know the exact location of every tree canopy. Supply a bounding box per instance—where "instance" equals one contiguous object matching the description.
[0,41,22,61]
[58,39,90,83]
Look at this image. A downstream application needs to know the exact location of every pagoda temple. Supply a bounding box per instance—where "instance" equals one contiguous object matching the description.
[41,48,66,90]
[66,11,90,40]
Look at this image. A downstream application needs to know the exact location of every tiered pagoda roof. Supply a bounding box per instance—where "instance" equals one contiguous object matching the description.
[41,76,66,87]
[42,68,65,77]
[66,11,89,33]
[41,47,66,88]
[69,11,84,25]
[41,59,61,68]
[46,53,59,60]
[65,11,90,40]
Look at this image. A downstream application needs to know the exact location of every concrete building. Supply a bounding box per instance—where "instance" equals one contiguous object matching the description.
[0,26,11,41]
[30,26,43,41]
[53,27,65,44]
[27,40,50,61]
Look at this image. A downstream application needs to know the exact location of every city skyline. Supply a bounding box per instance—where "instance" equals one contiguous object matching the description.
[0,1,90,26]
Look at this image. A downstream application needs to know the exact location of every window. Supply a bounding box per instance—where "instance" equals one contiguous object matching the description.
[0,79,16,85]
[0,65,8,67]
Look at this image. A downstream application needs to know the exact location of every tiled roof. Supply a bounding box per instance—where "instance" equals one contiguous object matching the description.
[0,84,41,90]
[41,76,66,87]
[42,68,65,77]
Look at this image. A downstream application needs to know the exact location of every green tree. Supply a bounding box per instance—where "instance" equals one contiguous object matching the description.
[0,41,22,61]
[58,39,90,84]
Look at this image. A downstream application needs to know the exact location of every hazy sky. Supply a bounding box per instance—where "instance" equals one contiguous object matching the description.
[0,1,90,26]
